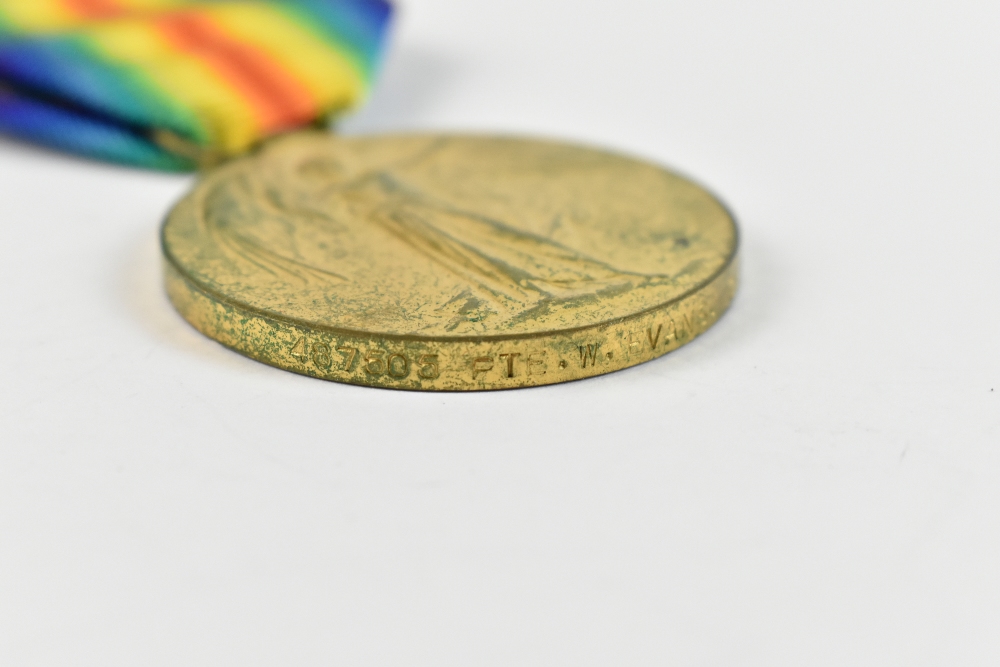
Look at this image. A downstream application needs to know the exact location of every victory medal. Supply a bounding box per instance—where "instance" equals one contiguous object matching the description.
[162,132,739,390]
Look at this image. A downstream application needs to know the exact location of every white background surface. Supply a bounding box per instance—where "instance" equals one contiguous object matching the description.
[2,0,999,664]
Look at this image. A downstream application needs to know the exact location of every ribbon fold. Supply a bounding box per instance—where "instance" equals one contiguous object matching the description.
[0,0,392,170]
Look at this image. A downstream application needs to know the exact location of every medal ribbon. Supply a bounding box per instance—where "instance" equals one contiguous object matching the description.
[0,0,392,170]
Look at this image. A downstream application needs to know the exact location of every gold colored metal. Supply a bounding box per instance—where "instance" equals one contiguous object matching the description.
[162,132,739,390]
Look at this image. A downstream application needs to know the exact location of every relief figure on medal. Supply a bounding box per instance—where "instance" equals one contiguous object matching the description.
[202,173,351,286]
[199,137,684,333]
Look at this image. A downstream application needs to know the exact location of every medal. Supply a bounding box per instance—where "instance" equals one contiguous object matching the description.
[0,0,739,391]
[163,133,738,390]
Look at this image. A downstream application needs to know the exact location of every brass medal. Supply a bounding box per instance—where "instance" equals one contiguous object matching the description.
[163,132,739,390]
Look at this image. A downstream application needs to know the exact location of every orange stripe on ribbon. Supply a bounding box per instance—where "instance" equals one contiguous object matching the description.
[155,11,317,134]
[61,0,128,20]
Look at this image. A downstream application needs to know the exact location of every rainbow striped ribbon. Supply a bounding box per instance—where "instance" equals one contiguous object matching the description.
[0,0,392,170]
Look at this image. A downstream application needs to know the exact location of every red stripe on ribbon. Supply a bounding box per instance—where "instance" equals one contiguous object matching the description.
[61,0,128,20]
[155,11,317,135]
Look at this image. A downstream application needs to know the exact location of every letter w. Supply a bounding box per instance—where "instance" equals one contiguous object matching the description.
[579,344,599,368]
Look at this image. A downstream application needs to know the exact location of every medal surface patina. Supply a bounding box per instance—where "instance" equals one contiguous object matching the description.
[163,132,739,390]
